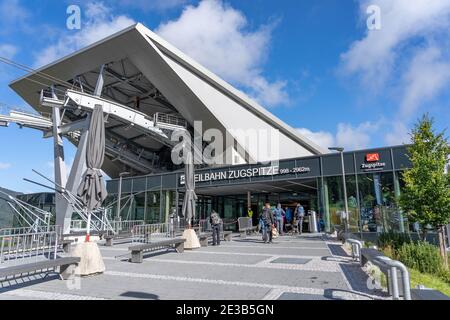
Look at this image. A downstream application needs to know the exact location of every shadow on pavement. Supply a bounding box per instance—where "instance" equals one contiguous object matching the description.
[0,273,59,292]
[120,291,159,300]
[339,263,388,299]
[327,243,350,257]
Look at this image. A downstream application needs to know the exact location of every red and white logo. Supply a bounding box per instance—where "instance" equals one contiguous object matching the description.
[366,153,380,162]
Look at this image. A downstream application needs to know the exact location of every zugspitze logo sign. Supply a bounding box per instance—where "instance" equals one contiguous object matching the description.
[366,153,380,162]
[361,153,386,171]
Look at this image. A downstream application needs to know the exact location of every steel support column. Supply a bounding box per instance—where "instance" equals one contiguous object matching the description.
[59,124,90,234]
[52,106,68,231]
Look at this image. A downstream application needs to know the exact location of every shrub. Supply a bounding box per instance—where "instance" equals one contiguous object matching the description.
[439,269,450,284]
[363,241,375,248]
[377,231,411,250]
[396,242,445,276]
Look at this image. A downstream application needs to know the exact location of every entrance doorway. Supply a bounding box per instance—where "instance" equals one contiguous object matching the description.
[196,178,320,232]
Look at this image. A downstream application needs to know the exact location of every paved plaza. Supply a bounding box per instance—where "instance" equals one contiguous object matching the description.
[0,234,387,300]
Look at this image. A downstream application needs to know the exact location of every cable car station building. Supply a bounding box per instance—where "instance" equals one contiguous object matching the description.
[105,145,411,236]
[4,23,412,236]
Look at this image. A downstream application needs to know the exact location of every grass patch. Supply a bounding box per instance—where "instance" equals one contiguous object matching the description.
[381,245,450,297]
[409,268,450,297]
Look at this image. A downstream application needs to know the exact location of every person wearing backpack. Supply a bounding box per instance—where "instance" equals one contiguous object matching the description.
[209,210,222,246]
[261,202,275,243]
[296,203,305,235]
[273,203,285,236]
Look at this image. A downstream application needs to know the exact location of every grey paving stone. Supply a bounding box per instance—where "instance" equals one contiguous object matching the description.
[270,258,312,265]
[104,259,348,290]
[0,233,381,300]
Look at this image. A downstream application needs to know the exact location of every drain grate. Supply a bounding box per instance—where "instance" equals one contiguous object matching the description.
[270,258,311,265]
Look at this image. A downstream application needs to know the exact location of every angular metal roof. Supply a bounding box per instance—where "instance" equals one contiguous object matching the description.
[9,23,327,177]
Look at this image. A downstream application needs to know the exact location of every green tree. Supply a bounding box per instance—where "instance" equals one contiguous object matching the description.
[400,114,450,266]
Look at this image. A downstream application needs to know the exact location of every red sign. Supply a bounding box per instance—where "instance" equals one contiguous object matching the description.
[366,153,380,162]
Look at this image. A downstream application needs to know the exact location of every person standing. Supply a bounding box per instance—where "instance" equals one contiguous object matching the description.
[247,207,253,218]
[285,207,292,233]
[285,207,292,224]
[296,203,305,235]
[261,202,274,243]
[209,210,222,246]
[247,206,254,226]
[273,203,285,236]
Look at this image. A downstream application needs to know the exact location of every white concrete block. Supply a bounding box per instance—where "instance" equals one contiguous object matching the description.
[71,242,106,276]
[182,229,201,250]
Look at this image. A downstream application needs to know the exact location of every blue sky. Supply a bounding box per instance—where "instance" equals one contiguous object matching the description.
[1,0,450,193]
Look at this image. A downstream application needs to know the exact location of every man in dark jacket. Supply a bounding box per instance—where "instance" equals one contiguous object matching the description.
[261,203,274,244]
[209,210,222,246]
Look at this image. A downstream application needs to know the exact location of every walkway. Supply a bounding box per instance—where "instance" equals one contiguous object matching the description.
[0,233,387,300]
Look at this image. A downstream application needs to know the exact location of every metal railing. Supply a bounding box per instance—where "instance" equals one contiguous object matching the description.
[154,113,187,129]
[345,238,363,262]
[70,220,87,231]
[70,218,105,232]
[132,223,170,244]
[238,217,254,231]
[172,219,188,235]
[0,225,61,238]
[109,220,144,235]
[70,219,144,236]
[345,233,412,300]
[199,219,224,234]
[199,219,211,233]
[0,190,53,232]
[372,256,411,300]
[0,229,58,268]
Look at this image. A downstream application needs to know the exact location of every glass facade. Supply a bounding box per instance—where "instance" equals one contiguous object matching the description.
[103,146,415,235]
[318,171,407,234]
[14,193,56,227]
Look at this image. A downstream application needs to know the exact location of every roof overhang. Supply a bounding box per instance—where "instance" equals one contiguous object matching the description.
[9,23,327,174]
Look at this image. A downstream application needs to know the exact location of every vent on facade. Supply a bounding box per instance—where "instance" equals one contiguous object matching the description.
[153,113,187,130]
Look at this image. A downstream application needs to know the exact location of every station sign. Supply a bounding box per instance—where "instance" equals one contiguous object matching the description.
[361,153,386,171]
[179,164,312,185]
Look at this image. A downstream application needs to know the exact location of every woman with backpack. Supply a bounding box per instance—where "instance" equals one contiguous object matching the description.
[209,210,222,246]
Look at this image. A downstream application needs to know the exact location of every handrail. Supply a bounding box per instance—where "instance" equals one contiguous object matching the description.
[346,238,363,263]
[372,256,411,300]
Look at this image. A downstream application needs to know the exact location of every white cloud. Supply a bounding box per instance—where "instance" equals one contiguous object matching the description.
[384,122,410,146]
[296,128,335,150]
[156,0,289,107]
[340,0,450,117]
[400,46,450,116]
[0,162,12,170]
[0,44,18,78]
[0,0,29,34]
[298,121,382,151]
[115,0,187,11]
[34,2,135,67]
[335,121,380,150]
[0,44,18,59]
